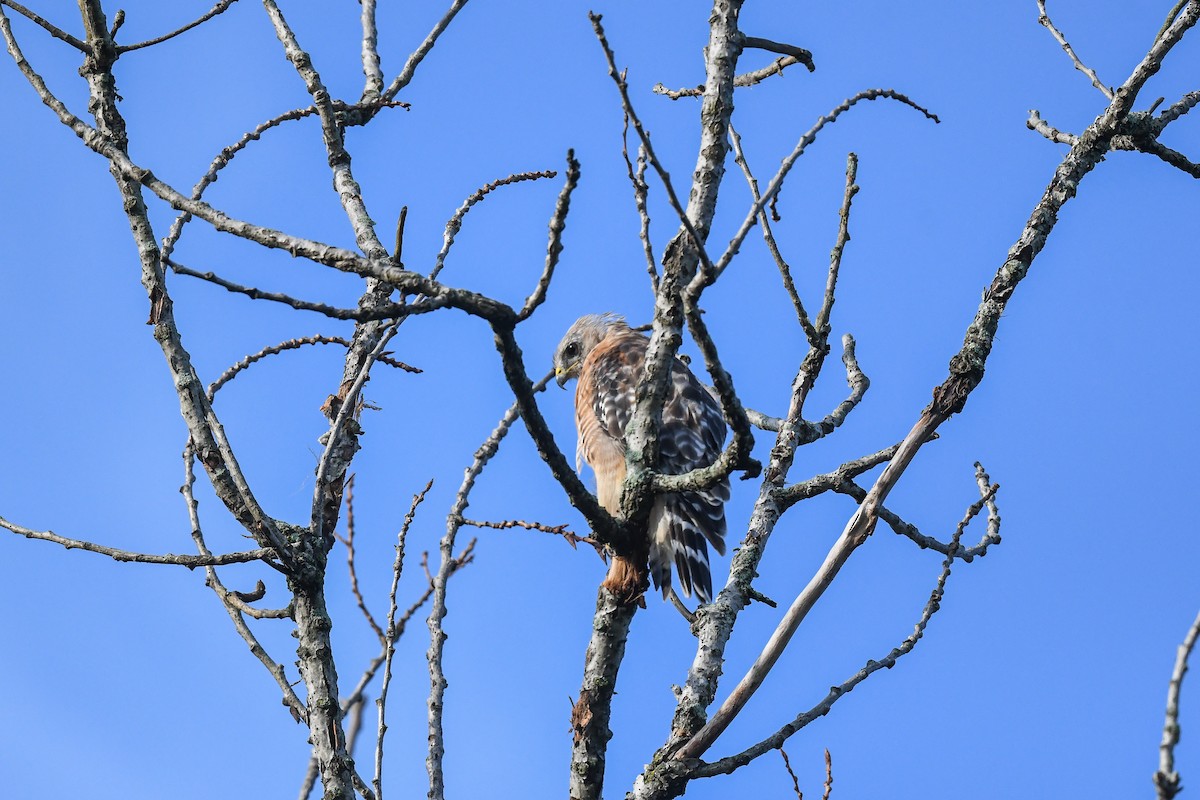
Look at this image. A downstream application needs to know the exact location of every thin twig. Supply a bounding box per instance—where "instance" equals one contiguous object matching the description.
[1155,607,1200,800]
[681,57,808,99]
[1037,0,1113,99]
[823,749,833,800]
[117,0,240,53]
[161,100,406,261]
[779,747,803,799]
[1156,1,1191,43]
[337,476,386,645]
[778,443,904,509]
[728,123,815,341]
[208,335,419,401]
[432,169,558,281]
[815,154,859,339]
[166,259,364,319]
[460,517,600,553]
[376,481,433,800]
[621,110,658,290]
[835,478,1001,562]
[0,515,274,568]
[519,151,581,320]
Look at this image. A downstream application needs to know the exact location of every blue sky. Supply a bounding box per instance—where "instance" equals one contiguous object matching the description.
[1,2,1198,798]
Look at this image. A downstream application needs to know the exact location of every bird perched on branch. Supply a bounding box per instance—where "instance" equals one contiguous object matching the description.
[553,313,728,604]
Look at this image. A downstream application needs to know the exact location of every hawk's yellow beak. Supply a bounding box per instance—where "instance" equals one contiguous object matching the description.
[555,366,569,389]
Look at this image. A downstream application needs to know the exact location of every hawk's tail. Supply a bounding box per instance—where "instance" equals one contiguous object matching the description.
[648,490,727,604]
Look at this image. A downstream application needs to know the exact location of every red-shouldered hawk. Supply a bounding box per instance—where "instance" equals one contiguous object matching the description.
[553,313,729,604]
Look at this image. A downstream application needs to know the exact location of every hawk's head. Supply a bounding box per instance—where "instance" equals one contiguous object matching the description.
[553,313,625,388]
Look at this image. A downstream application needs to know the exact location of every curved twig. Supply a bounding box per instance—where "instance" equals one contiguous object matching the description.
[117,0,240,53]
[1155,608,1200,800]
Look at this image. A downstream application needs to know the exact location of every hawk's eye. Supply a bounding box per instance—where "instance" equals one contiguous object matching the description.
[564,342,579,359]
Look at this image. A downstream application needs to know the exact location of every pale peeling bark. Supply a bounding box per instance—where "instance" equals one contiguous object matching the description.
[569,591,636,800]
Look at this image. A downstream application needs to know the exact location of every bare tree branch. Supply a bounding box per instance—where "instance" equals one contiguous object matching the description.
[165,259,367,320]
[591,13,718,280]
[570,591,637,800]
[694,486,987,777]
[1155,607,1200,800]
[680,472,999,763]
[182,445,307,722]
[311,322,401,544]
[778,747,803,799]
[433,169,559,281]
[116,0,240,53]
[0,1,87,51]
[207,335,419,402]
[661,5,1200,781]
[359,0,382,102]
[1036,0,1113,99]
[1027,109,1078,145]
[376,481,432,800]
[382,0,470,102]
[460,518,600,553]
[728,123,816,341]
[621,114,658,291]
[0,515,274,567]
[519,152,580,320]
[654,34,814,101]
[742,36,814,70]
[1155,89,1200,126]
[337,476,386,646]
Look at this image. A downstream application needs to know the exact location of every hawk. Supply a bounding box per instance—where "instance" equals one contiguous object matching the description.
[553,313,729,604]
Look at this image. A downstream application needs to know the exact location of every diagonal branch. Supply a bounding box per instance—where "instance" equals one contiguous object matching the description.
[694,485,983,777]
[381,0,470,102]
[116,0,240,53]
[0,0,87,50]
[1036,0,1113,100]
